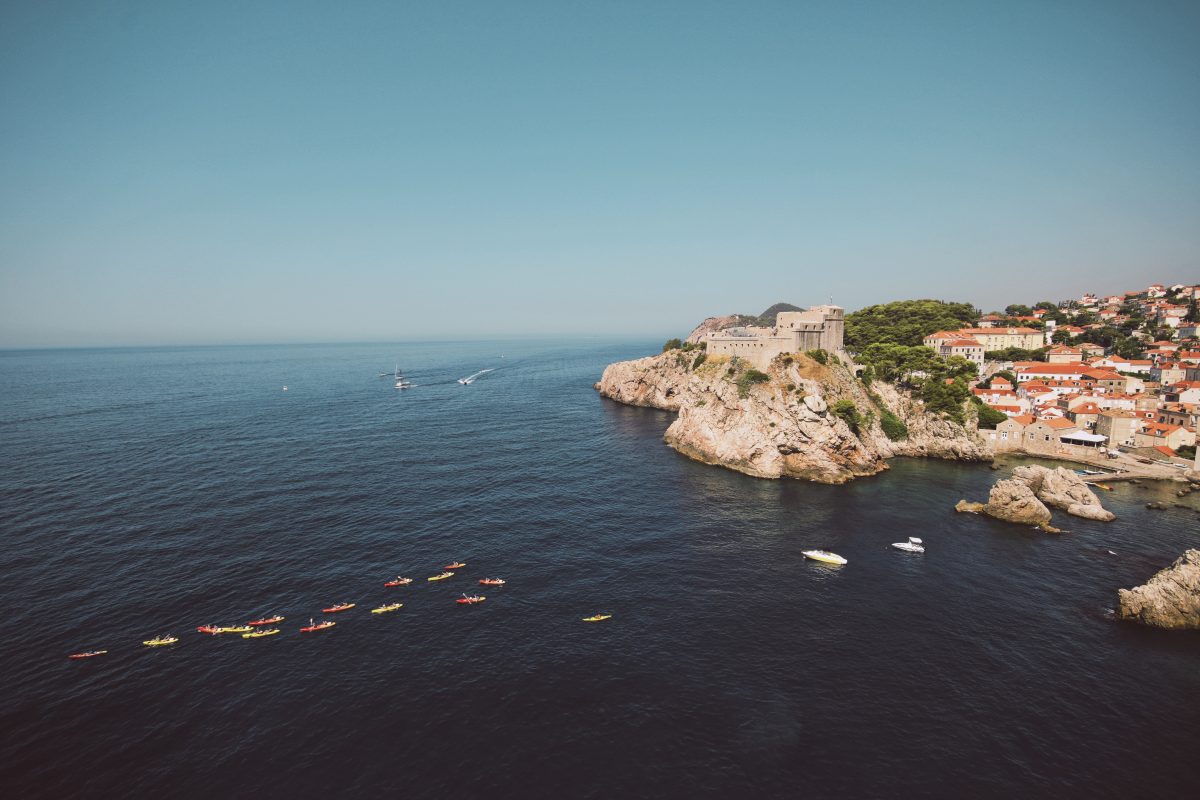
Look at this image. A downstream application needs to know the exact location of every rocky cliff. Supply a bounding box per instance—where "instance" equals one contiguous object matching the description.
[684,315,743,344]
[595,350,991,484]
[1117,549,1200,630]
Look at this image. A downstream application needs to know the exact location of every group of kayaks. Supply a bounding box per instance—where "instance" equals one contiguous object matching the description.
[69,559,613,660]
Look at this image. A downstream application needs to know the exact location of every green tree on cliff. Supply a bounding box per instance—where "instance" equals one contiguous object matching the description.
[844,300,979,349]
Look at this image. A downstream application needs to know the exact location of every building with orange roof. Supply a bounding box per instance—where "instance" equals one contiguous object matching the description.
[923,327,1043,352]
[1096,410,1140,447]
[1046,345,1083,364]
[1134,422,1195,451]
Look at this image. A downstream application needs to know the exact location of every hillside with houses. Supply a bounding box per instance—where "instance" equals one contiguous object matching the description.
[921,282,1200,470]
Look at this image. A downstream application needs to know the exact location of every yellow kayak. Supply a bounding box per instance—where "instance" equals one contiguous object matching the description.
[428,572,455,581]
[372,603,403,614]
[216,625,253,634]
[242,628,280,638]
[582,614,612,623]
[143,636,178,646]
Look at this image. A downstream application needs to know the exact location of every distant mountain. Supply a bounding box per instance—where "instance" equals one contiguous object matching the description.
[741,303,803,327]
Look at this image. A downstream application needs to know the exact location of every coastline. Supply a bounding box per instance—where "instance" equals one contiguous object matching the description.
[595,349,991,484]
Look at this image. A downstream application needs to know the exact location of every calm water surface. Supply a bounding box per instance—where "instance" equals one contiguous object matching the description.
[1,340,1198,799]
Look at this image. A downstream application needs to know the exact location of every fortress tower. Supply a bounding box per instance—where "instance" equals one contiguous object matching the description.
[705,305,845,370]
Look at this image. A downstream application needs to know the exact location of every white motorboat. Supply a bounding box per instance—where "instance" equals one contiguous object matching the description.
[891,536,924,553]
[394,363,413,389]
[458,368,495,385]
[802,549,847,565]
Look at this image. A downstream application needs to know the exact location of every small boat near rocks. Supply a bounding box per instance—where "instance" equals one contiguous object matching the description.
[891,537,925,554]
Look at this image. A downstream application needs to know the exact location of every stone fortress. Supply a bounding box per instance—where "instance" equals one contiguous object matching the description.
[705,305,846,370]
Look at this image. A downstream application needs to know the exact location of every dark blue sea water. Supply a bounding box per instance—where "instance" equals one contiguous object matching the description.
[1,340,1198,799]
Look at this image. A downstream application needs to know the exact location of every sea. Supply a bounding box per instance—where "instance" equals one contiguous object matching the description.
[1,339,1198,799]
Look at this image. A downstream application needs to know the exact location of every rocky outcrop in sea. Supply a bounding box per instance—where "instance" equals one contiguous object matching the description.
[594,349,990,484]
[1117,549,1200,630]
[955,464,1114,530]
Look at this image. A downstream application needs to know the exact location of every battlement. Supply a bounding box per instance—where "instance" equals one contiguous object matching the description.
[705,304,845,370]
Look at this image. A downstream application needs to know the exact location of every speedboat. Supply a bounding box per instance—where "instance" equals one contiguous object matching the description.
[582,614,612,622]
[372,603,403,614]
[384,577,413,587]
[300,620,335,633]
[242,628,280,638]
[69,650,108,659]
[891,537,925,554]
[802,549,848,565]
[444,562,467,569]
[479,578,506,586]
[143,635,178,647]
[322,603,355,613]
[428,572,455,581]
[456,594,486,605]
[248,615,285,626]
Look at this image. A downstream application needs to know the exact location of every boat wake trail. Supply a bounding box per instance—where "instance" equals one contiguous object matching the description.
[457,368,496,385]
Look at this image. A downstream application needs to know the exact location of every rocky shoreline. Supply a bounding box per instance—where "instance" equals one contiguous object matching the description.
[955,465,1115,531]
[595,349,991,484]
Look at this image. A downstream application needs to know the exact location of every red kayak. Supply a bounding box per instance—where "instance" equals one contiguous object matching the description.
[68,650,108,660]
[383,577,413,587]
[456,595,486,605]
[479,578,506,586]
[322,603,355,613]
[248,615,285,626]
[444,562,467,570]
[197,625,220,635]
[300,620,336,632]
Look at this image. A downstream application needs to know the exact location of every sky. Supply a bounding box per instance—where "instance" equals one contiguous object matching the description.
[1,0,1198,346]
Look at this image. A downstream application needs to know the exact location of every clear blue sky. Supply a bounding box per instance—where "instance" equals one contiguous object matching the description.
[1,0,1197,346]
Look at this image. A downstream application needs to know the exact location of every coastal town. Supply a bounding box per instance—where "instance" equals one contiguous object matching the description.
[688,282,1200,477]
[922,282,1199,474]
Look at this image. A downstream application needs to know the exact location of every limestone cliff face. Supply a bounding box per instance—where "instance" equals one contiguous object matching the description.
[1117,549,1200,630]
[595,350,991,484]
